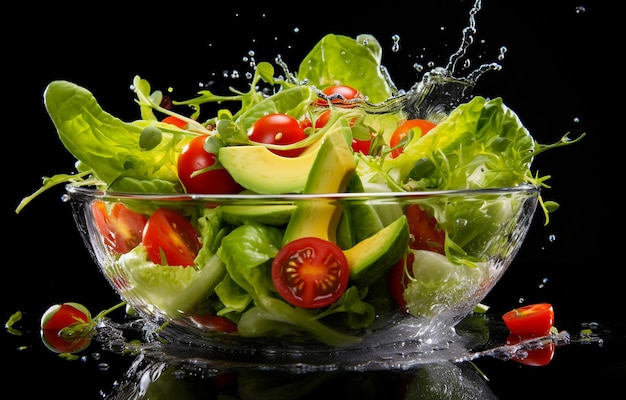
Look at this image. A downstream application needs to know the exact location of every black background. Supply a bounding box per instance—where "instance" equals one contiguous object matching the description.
[3,1,623,398]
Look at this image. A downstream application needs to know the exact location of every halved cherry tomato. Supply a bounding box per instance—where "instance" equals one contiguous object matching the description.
[40,302,92,353]
[502,303,555,337]
[505,333,556,366]
[389,119,436,158]
[272,237,350,309]
[142,208,202,266]
[162,115,188,129]
[406,204,445,253]
[316,84,361,107]
[388,252,415,310]
[92,201,147,254]
[178,134,244,194]
[248,113,308,157]
[190,315,238,333]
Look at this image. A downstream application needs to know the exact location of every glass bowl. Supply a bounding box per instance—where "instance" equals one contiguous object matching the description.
[64,184,539,363]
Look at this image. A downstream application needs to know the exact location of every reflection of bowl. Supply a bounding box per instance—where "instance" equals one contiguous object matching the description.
[65,185,539,353]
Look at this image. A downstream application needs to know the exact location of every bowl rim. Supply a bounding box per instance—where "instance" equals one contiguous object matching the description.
[64,184,540,202]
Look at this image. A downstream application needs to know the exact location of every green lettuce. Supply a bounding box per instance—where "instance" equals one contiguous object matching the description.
[296,33,394,103]
[383,96,536,190]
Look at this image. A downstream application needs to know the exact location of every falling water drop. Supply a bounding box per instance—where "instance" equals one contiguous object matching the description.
[392,34,400,53]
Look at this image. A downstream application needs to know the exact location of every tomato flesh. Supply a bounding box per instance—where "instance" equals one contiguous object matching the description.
[248,113,308,157]
[178,134,243,194]
[272,237,350,308]
[389,119,436,158]
[92,201,147,254]
[142,208,202,267]
[502,303,555,337]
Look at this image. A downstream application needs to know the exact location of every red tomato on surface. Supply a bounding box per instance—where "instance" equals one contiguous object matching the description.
[505,333,556,366]
[92,201,147,254]
[389,119,436,158]
[502,303,555,337]
[162,115,188,129]
[406,204,445,253]
[388,252,415,310]
[272,237,350,309]
[248,114,308,157]
[178,134,244,194]
[40,302,92,353]
[142,208,202,266]
[316,84,361,107]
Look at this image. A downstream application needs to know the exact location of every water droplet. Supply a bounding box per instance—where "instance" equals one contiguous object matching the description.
[392,34,400,53]
[548,234,556,242]
[573,117,580,123]
[293,27,300,33]
[61,194,70,202]
[575,6,586,14]
[497,46,508,61]
[518,297,525,304]
[98,363,110,371]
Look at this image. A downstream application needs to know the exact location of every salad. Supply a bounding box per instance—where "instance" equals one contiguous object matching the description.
[18,34,581,347]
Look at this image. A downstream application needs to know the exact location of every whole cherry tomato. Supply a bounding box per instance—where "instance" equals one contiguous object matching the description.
[389,119,436,158]
[40,302,93,353]
[314,110,373,154]
[190,315,238,333]
[177,134,244,194]
[248,114,308,157]
[162,115,188,129]
[316,84,362,107]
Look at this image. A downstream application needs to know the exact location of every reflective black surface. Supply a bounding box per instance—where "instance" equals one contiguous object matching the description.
[4,2,622,398]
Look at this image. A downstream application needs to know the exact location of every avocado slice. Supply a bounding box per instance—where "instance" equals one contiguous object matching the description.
[344,215,410,287]
[219,204,296,226]
[218,145,320,194]
[282,122,357,245]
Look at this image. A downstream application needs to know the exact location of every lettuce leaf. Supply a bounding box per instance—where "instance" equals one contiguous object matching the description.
[296,34,394,103]
[43,80,189,193]
[383,96,536,190]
